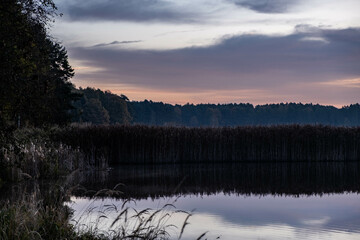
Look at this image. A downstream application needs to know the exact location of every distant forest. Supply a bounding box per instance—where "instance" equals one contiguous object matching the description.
[73,88,360,126]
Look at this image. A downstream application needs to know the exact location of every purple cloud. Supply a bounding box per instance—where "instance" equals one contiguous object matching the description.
[230,0,300,13]
[59,0,199,23]
[70,26,360,91]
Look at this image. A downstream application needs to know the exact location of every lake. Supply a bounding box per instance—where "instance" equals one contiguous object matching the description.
[67,162,360,239]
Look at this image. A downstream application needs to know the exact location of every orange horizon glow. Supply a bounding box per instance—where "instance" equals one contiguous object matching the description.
[71,79,356,109]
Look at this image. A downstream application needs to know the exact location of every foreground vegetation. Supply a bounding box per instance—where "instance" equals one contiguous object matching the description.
[0,184,80,240]
[0,127,89,183]
[0,182,193,240]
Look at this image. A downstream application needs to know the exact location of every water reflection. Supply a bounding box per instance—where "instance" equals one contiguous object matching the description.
[2,162,360,240]
[69,192,360,240]
[67,162,360,239]
[73,162,360,198]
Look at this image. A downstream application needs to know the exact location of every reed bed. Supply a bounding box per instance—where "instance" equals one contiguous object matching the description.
[54,125,360,164]
[0,128,88,182]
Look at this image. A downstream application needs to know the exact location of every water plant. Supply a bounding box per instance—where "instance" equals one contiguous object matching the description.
[0,183,78,240]
[54,124,360,164]
[0,127,87,182]
[70,187,194,240]
[0,182,202,240]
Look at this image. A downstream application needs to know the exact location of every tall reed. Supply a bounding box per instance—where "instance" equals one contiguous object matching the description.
[54,125,360,164]
[0,181,197,240]
[0,128,88,182]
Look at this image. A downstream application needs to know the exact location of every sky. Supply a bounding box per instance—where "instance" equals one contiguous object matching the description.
[52,0,360,107]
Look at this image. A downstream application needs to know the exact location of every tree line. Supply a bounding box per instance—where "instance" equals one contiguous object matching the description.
[72,88,360,126]
[130,101,360,126]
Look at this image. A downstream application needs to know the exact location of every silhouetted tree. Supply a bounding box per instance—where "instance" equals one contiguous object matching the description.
[127,102,360,126]
[73,88,131,124]
[81,98,110,124]
[0,0,78,127]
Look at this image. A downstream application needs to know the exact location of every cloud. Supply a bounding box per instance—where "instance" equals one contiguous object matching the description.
[322,28,360,45]
[93,40,142,48]
[319,78,360,88]
[68,26,360,103]
[59,0,199,23]
[230,0,300,13]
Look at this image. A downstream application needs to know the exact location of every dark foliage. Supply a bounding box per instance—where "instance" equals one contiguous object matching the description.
[71,88,360,126]
[72,88,132,124]
[129,101,360,126]
[0,0,79,127]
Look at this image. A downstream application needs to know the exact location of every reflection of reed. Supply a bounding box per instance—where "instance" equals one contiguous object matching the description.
[72,162,360,199]
[55,125,360,164]
[0,180,42,203]
[0,179,71,204]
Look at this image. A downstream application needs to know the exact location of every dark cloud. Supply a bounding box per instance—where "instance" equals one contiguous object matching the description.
[93,40,142,48]
[322,28,360,45]
[69,27,360,92]
[231,0,299,13]
[59,0,197,23]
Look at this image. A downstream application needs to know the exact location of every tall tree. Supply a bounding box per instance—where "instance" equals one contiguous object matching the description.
[72,88,131,125]
[0,0,78,126]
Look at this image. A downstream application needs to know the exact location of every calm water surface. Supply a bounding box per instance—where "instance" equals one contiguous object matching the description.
[69,163,360,239]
